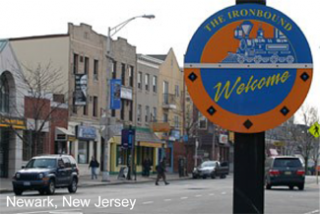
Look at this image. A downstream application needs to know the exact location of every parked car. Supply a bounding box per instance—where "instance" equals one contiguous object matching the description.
[192,161,229,179]
[265,156,305,190]
[12,154,79,195]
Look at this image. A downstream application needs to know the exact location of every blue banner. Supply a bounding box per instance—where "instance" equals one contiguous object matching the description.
[110,79,121,110]
[121,129,135,149]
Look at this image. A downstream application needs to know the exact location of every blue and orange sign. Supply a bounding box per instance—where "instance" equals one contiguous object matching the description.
[185,4,313,133]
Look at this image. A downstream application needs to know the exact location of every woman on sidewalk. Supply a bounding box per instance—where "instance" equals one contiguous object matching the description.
[89,156,99,180]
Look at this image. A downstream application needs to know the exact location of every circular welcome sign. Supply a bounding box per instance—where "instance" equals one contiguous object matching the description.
[185,4,313,133]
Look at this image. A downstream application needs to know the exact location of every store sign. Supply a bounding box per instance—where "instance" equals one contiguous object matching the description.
[169,129,180,141]
[219,134,229,144]
[0,117,26,129]
[74,74,87,106]
[184,4,313,133]
[150,122,171,132]
[110,79,121,109]
[77,125,96,140]
[120,86,133,100]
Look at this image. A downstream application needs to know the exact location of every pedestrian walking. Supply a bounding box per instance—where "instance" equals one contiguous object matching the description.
[155,157,169,185]
[89,156,99,180]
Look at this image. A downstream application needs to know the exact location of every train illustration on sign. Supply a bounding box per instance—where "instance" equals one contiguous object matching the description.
[222,21,295,64]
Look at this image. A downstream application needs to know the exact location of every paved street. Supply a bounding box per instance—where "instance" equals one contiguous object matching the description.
[0,176,319,214]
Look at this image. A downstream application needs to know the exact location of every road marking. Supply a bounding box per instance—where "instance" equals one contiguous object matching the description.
[195,195,202,197]
[209,193,215,196]
[142,201,154,205]
[304,210,319,214]
[15,209,82,214]
[180,197,188,200]
[221,191,227,195]
[164,199,172,202]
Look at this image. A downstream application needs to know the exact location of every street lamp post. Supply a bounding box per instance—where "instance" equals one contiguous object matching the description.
[102,14,155,182]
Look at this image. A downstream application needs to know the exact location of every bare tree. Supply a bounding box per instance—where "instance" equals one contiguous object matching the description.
[290,106,319,173]
[2,61,68,158]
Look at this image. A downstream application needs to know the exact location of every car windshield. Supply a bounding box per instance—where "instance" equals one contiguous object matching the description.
[26,158,56,169]
[273,158,302,168]
[201,162,216,167]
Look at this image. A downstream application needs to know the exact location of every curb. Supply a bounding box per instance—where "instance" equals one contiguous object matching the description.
[77,176,191,188]
[0,176,191,194]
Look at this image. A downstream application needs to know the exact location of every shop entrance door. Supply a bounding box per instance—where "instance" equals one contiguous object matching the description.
[0,129,10,178]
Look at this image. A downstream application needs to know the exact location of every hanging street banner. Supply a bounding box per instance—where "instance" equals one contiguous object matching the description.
[74,74,88,106]
[184,4,313,133]
[110,79,121,110]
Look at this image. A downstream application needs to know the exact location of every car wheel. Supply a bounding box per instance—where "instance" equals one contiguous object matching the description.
[13,188,23,196]
[202,175,207,179]
[298,184,304,191]
[46,179,55,195]
[289,185,294,190]
[220,174,226,179]
[266,184,271,190]
[68,178,78,193]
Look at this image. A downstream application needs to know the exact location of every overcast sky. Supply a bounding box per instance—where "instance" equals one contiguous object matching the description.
[1,0,319,122]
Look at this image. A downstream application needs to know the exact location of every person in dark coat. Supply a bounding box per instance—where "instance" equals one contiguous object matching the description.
[146,158,152,177]
[155,157,169,185]
[89,156,99,180]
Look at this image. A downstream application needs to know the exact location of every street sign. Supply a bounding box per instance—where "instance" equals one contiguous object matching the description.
[184,4,313,133]
[309,122,320,138]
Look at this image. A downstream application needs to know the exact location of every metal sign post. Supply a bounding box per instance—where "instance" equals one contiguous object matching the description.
[233,1,266,213]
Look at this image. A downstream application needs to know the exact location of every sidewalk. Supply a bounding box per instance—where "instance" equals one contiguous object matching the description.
[0,173,191,194]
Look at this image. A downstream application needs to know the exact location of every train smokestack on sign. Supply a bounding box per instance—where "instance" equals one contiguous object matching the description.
[184,3,313,133]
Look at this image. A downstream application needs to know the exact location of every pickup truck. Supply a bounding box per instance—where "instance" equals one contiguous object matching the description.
[192,161,229,179]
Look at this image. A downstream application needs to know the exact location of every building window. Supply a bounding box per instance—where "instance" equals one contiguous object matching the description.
[129,101,133,121]
[145,74,149,91]
[198,112,208,129]
[129,66,134,87]
[0,74,10,113]
[72,97,77,114]
[93,59,99,80]
[112,60,117,79]
[73,53,78,74]
[121,63,126,86]
[84,57,89,74]
[145,106,149,123]
[137,105,142,122]
[138,72,142,89]
[152,107,157,122]
[174,115,179,129]
[175,85,179,97]
[83,104,88,116]
[163,113,168,123]
[78,141,89,164]
[121,99,125,120]
[93,96,98,117]
[53,94,65,103]
[152,76,157,93]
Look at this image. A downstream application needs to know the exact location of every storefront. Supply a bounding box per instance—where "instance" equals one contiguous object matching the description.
[54,127,76,154]
[68,123,101,175]
[0,117,26,178]
[109,127,164,175]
